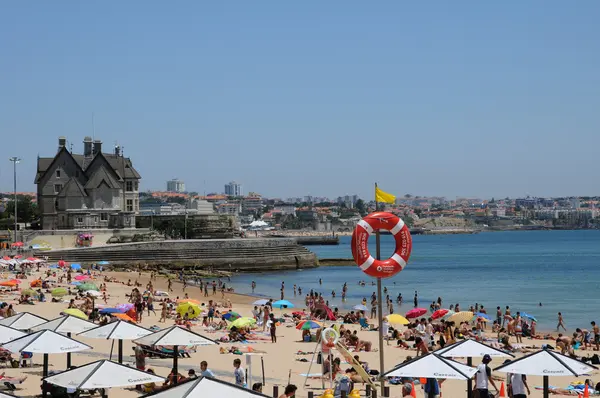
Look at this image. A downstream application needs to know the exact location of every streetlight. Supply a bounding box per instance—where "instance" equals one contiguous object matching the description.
[8,157,21,243]
[184,209,188,239]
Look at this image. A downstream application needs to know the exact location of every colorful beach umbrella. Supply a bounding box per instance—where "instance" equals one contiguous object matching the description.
[97,261,110,265]
[99,308,125,315]
[520,312,537,322]
[228,317,257,330]
[75,275,90,281]
[58,260,67,267]
[9,279,22,285]
[432,309,450,320]
[77,283,98,291]
[296,320,323,330]
[0,281,17,287]
[353,304,369,312]
[475,312,492,321]
[222,311,241,321]
[113,313,136,323]
[21,288,36,297]
[177,299,200,305]
[51,287,68,297]
[406,308,427,319]
[71,263,82,270]
[116,303,134,312]
[176,303,200,319]
[272,300,294,309]
[447,311,474,323]
[62,309,88,320]
[386,314,410,325]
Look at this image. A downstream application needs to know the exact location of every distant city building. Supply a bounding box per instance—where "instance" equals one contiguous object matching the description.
[35,137,141,230]
[242,195,264,214]
[224,181,243,197]
[166,178,185,193]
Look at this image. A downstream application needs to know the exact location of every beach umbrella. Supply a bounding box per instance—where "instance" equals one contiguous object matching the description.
[113,313,136,322]
[272,300,294,309]
[97,261,110,265]
[296,320,323,330]
[494,349,598,398]
[136,375,270,398]
[70,263,82,270]
[75,274,89,281]
[62,309,88,320]
[0,281,17,287]
[1,329,91,396]
[30,315,96,368]
[58,260,67,267]
[228,317,257,330]
[79,320,153,364]
[474,312,492,321]
[51,287,68,297]
[99,308,125,315]
[86,290,102,297]
[49,264,59,269]
[134,326,219,384]
[177,298,201,305]
[520,312,537,322]
[9,279,21,285]
[0,312,47,330]
[176,302,201,319]
[405,308,427,319]
[21,288,36,297]
[222,311,241,321]
[43,359,165,389]
[447,311,474,324]
[253,299,269,306]
[115,303,134,312]
[77,283,99,291]
[436,338,514,398]
[26,257,39,262]
[382,353,477,380]
[432,309,450,320]
[71,281,82,285]
[353,304,368,312]
[0,325,26,344]
[385,314,410,325]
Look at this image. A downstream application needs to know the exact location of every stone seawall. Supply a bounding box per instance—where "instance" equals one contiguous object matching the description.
[34,238,318,272]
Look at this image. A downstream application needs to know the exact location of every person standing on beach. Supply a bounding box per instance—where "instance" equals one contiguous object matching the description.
[370,297,377,319]
[475,355,498,398]
[268,313,277,343]
[251,281,256,293]
[212,281,217,295]
[263,305,270,332]
[233,358,245,387]
[557,312,567,331]
[414,291,418,307]
[167,279,173,292]
[496,306,502,325]
[592,321,600,351]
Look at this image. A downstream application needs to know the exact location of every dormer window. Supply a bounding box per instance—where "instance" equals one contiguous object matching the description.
[56,170,61,178]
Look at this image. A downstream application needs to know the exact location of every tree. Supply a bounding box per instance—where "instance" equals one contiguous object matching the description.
[355,199,367,216]
[2,196,39,223]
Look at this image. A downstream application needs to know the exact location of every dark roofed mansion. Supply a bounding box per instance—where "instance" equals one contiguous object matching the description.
[35,137,141,230]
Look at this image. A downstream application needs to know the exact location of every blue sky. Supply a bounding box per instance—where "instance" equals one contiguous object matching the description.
[1,1,599,199]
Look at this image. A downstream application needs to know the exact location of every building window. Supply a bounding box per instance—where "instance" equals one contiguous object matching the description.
[126,199,133,212]
[54,184,63,194]
[126,181,133,192]
[94,216,98,223]
[100,213,108,221]
[134,182,138,191]
[76,217,83,224]
[56,170,61,178]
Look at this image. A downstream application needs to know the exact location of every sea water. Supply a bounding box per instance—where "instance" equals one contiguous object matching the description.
[224,230,600,330]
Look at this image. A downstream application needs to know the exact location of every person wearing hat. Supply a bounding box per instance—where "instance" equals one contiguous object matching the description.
[475,354,498,398]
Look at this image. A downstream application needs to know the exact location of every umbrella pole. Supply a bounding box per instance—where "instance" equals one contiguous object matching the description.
[66,332,72,368]
[467,357,472,398]
[543,375,549,398]
[42,353,49,398]
[109,339,115,361]
[173,345,179,385]
[118,339,123,364]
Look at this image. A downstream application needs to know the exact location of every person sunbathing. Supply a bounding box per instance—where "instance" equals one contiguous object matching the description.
[0,372,27,390]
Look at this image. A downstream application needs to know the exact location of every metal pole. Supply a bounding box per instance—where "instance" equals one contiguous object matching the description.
[467,357,473,398]
[9,157,20,243]
[118,339,123,364]
[42,353,49,397]
[173,345,179,385]
[543,375,549,398]
[184,211,188,239]
[66,332,72,368]
[375,184,385,397]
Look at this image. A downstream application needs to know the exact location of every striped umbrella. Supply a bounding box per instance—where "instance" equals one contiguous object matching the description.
[447,311,474,323]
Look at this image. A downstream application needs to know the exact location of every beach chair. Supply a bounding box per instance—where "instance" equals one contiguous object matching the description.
[359,318,371,331]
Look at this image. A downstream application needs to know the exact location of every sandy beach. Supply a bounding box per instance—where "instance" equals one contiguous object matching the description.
[0,265,596,398]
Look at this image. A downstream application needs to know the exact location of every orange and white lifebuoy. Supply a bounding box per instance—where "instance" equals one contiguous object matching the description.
[351,212,412,278]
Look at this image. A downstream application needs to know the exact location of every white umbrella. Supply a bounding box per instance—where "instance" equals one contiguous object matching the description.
[382,353,477,380]
[0,391,18,398]
[1,329,92,396]
[139,375,269,398]
[436,339,514,397]
[253,299,269,306]
[44,359,165,389]
[134,326,218,384]
[0,312,47,330]
[0,324,26,344]
[494,349,598,398]
[30,315,97,368]
[79,320,153,363]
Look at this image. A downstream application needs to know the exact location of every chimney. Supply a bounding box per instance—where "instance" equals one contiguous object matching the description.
[58,136,67,152]
[114,145,121,157]
[93,140,102,155]
[83,136,93,157]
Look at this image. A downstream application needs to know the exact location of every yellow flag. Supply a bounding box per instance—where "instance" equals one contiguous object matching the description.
[375,186,396,204]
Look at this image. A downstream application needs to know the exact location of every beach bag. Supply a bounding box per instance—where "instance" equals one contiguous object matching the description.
[334,377,352,398]
[591,354,600,365]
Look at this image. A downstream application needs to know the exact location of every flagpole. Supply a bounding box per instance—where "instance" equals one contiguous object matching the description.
[375,183,385,397]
